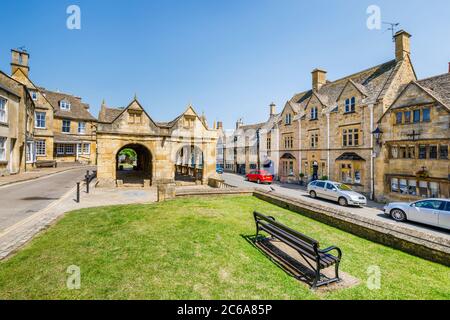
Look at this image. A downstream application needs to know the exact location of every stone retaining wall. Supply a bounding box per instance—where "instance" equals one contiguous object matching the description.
[253,190,450,266]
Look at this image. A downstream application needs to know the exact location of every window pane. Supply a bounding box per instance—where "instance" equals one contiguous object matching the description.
[430,146,437,159]
[399,179,408,194]
[430,182,439,198]
[404,111,411,123]
[419,145,427,159]
[413,110,421,123]
[391,178,399,192]
[396,112,403,124]
[408,180,417,195]
[422,108,430,122]
[439,145,448,159]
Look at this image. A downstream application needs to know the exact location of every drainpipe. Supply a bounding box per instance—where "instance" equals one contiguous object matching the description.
[326,112,330,178]
[298,117,302,177]
[369,103,375,200]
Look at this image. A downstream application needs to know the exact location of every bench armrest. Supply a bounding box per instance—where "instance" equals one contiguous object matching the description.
[320,246,342,260]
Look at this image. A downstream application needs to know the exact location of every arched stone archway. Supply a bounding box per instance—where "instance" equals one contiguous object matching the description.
[116,143,153,186]
[174,145,204,184]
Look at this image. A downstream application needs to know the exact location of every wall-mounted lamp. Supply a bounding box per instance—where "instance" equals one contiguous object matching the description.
[372,127,383,145]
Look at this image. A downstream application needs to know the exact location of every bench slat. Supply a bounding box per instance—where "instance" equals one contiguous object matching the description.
[258,223,337,268]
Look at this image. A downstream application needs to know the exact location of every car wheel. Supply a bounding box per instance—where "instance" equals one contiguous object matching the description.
[338,197,348,207]
[391,209,407,222]
[310,191,317,199]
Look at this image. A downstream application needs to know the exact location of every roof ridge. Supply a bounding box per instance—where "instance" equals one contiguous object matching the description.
[417,72,450,83]
[325,59,396,85]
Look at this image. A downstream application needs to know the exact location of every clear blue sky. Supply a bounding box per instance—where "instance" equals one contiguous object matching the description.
[1,0,449,129]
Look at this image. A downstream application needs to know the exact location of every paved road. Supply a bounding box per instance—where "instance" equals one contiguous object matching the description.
[0,167,95,232]
[222,173,450,239]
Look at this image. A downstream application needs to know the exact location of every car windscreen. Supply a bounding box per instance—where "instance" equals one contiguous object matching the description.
[337,184,352,191]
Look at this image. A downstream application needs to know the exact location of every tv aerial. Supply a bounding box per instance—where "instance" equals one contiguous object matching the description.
[383,22,400,41]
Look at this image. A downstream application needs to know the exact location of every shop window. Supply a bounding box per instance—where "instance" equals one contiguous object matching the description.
[408,180,417,195]
[430,182,439,198]
[399,179,408,194]
[419,181,428,197]
[391,178,399,193]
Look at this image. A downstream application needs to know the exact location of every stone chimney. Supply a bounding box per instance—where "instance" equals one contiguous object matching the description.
[236,119,243,130]
[217,121,223,130]
[394,30,411,61]
[11,49,30,77]
[269,102,277,116]
[312,68,327,91]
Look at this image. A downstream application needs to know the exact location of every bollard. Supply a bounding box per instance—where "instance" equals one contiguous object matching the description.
[76,182,80,203]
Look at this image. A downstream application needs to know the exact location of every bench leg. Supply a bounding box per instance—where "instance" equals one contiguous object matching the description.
[335,261,341,281]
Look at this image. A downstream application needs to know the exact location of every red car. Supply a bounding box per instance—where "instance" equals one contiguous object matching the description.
[245,170,273,184]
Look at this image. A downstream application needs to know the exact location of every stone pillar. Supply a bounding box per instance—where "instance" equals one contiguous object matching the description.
[157,179,176,202]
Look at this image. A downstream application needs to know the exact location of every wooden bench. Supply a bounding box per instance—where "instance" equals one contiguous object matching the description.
[253,211,342,289]
[36,160,57,168]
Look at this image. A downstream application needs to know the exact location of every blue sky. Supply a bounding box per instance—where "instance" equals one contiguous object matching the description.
[0,0,449,129]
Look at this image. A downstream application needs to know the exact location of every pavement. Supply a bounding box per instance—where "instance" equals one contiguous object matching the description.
[222,172,450,240]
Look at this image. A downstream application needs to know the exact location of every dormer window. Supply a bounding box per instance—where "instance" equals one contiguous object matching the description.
[30,91,38,101]
[310,107,318,120]
[285,113,292,125]
[60,100,71,111]
[345,97,356,113]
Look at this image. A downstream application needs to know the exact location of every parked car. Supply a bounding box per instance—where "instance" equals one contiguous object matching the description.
[245,170,273,184]
[383,199,450,230]
[216,165,224,174]
[307,180,367,207]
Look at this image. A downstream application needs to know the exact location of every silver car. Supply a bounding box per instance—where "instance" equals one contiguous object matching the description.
[383,199,450,230]
[307,180,367,207]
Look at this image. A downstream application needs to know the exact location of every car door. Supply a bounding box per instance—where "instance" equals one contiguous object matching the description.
[408,200,441,226]
[314,181,327,198]
[438,201,450,229]
[324,183,338,200]
[248,171,255,182]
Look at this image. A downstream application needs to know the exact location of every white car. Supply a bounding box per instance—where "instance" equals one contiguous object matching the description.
[383,199,450,230]
[307,180,367,207]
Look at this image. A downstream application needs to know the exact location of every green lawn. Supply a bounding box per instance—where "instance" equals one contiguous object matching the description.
[0,196,448,300]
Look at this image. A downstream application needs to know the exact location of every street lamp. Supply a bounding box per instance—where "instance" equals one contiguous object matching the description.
[372,127,383,145]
